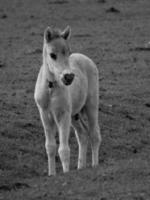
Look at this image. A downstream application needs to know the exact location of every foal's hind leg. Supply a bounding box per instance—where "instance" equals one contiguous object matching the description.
[39,108,57,176]
[72,114,88,169]
[85,103,102,167]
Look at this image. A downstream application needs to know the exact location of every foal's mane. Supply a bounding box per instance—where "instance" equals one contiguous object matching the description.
[50,28,62,40]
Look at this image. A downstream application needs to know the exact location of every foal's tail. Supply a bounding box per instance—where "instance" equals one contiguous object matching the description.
[78,113,89,132]
[72,111,89,132]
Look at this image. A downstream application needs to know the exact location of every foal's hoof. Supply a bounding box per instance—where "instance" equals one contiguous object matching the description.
[48,172,56,176]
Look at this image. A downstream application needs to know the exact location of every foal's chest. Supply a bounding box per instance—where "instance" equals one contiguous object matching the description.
[48,85,71,111]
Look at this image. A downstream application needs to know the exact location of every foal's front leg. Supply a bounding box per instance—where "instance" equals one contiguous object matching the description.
[72,116,88,169]
[39,108,57,176]
[55,111,71,173]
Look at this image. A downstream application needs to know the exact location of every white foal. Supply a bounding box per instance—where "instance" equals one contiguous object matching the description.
[34,26,101,175]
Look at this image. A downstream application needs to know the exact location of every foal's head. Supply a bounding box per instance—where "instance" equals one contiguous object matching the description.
[43,26,74,86]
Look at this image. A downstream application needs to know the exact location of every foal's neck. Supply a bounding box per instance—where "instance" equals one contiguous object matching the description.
[42,44,55,82]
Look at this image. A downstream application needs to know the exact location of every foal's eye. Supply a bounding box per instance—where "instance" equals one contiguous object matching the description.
[50,53,57,60]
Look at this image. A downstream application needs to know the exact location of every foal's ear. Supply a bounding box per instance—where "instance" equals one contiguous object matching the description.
[61,26,71,40]
[44,26,53,43]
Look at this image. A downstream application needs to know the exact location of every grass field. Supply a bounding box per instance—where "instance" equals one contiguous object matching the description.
[0,0,150,199]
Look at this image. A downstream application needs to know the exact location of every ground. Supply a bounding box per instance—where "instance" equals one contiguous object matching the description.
[0,0,150,199]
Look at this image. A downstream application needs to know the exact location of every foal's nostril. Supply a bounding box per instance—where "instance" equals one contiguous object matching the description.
[63,73,75,85]
[64,73,74,81]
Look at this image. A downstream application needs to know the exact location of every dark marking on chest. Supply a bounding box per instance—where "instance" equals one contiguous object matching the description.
[48,81,54,88]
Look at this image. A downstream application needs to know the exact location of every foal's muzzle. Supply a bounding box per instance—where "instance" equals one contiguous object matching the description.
[62,73,75,86]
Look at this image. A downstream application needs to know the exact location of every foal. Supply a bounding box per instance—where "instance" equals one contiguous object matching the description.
[34,26,101,175]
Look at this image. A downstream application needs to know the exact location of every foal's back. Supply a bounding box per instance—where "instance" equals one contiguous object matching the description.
[69,53,99,115]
